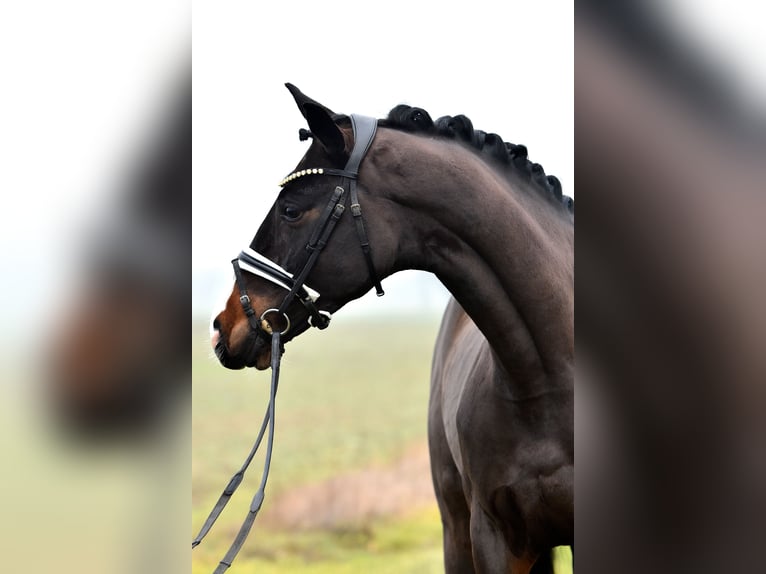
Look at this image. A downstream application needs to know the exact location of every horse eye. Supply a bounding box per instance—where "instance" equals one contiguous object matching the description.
[281,205,303,222]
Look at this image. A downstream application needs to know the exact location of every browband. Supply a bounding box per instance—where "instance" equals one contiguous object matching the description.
[277,115,378,187]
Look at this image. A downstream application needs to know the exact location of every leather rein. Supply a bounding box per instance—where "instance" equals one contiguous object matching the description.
[192,115,383,572]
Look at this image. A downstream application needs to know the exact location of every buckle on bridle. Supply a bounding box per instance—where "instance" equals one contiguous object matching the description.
[308,310,332,330]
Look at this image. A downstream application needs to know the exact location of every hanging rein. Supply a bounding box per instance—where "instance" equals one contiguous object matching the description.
[192,115,383,573]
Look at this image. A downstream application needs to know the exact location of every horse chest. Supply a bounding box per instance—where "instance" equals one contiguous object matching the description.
[433,334,574,550]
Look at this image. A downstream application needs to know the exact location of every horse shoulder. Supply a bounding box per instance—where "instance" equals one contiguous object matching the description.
[431,302,574,553]
[431,299,496,479]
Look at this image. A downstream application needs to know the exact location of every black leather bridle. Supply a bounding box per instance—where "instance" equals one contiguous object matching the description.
[234,113,384,340]
[193,114,383,573]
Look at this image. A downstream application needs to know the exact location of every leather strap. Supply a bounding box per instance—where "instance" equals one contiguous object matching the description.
[346,115,378,175]
[195,114,385,571]
[347,115,384,296]
[232,259,263,334]
[276,186,347,329]
[349,178,384,296]
[212,332,282,573]
[236,250,317,304]
[191,403,271,549]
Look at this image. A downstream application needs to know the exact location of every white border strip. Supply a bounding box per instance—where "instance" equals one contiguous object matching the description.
[239,247,320,302]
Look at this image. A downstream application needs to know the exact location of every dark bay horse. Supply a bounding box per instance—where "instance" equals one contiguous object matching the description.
[211,84,573,572]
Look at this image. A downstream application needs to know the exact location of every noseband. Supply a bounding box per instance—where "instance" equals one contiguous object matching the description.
[232,113,384,339]
[193,114,384,572]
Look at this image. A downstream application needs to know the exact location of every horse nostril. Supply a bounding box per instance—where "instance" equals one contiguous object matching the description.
[210,317,223,350]
[211,317,222,350]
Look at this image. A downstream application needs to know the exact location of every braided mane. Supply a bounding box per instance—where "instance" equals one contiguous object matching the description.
[378,105,574,215]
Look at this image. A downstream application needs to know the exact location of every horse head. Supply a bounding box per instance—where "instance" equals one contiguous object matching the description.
[212,83,573,379]
[212,84,397,371]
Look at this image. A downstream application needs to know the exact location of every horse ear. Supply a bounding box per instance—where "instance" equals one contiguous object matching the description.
[285,83,335,116]
[285,83,345,158]
[302,103,345,158]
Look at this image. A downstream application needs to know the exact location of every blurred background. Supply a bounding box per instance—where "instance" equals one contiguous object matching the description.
[192,2,571,572]
[576,1,765,573]
[0,2,189,573]
[0,1,572,572]
[1,0,762,573]
[191,4,574,320]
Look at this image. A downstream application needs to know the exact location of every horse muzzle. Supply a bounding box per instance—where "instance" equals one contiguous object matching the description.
[213,327,276,371]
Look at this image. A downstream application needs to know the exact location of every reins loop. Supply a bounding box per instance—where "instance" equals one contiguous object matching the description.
[191,331,282,574]
[194,114,385,572]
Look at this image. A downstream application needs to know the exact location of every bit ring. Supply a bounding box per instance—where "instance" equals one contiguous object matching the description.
[259,308,291,336]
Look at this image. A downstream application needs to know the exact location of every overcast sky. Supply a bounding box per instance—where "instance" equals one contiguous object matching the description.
[1,1,762,335]
[193,1,574,271]
[191,1,574,316]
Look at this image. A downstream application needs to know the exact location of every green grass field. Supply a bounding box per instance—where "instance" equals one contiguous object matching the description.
[192,314,572,573]
[192,314,446,573]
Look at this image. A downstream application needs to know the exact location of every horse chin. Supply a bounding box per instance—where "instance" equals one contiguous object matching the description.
[214,340,246,370]
[215,333,281,372]
[253,351,272,371]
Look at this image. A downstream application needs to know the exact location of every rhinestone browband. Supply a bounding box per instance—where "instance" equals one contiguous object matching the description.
[278,167,358,188]
[278,168,325,187]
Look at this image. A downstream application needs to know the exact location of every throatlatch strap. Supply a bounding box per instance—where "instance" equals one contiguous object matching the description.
[346,115,384,296]
[349,179,384,296]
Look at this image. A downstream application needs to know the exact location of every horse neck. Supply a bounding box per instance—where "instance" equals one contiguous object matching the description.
[375,134,574,392]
